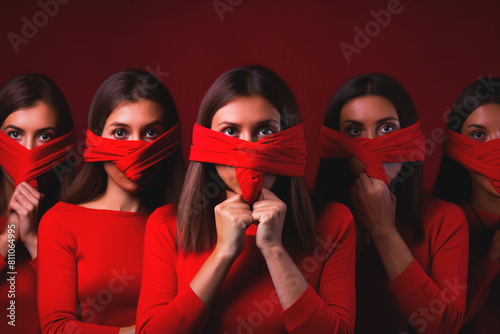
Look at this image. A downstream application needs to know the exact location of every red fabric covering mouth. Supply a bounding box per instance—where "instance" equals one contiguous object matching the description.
[0,129,76,189]
[189,123,307,203]
[319,121,426,185]
[83,123,182,182]
[443,129,500,193]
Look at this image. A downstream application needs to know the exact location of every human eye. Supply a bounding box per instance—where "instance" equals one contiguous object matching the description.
[221,127,238,137]
[145,128,160,139]
[38,132,54,142]
[258,126,276,138]
[347,126,361,137]
[112,128,128,139]
[379,124,395,134]
[7,131,22,140]
[470,130,486,143]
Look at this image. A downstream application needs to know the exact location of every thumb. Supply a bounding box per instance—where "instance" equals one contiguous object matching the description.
[223,193,246,204]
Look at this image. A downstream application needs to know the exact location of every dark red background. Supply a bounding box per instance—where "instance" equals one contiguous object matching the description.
[1,0,500,192]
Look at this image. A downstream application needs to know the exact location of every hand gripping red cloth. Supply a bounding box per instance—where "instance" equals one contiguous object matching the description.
[443,129,500,193]
[189,123,307,203]
[83,123,182,182]
[319,121,426,185]
[0,129,76,189]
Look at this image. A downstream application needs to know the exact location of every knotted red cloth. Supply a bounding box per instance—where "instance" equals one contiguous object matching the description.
[319,121,426,185]
[443,129,500,193]
[189,123,307,203]
[83,123,182,182]
[0,129,76,189]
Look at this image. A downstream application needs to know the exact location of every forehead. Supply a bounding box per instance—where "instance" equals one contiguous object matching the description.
[2,102,58,129]
[340,95,398,122]
[463,103,500,126]
[211,95,280,128]
[104,99,164,126]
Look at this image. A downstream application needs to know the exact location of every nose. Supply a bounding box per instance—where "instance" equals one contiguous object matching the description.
[492,128,500,140]
[365,129,377,139]
[129,132,141,141]
[24,136,35,150]
[240,131,257,143]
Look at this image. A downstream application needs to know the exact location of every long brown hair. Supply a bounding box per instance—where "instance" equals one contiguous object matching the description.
[0,73,75,217]
[63,69,185,212]
[313,73,424,242]
[178,65,316,253]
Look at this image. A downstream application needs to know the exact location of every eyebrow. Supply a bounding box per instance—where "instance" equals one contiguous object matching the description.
[341,117,399,126]
[36,127,57,133]
[467,124,486,129]
[3,125,56,132]
[3,125,23,132]
[108,121,165,128]
[216,119,280,127]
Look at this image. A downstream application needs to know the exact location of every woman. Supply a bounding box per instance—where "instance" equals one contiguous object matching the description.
[434,77,500,333]
[0,73,76,334]
[315,73,469,333]
[37,69,185,334]
[136,65,356,333]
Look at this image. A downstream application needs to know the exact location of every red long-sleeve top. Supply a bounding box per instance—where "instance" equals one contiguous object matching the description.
[460,203,500,333]
[0,216,40,334]
[136,202,356,333]
[355,195,469,334]
[37,202,149,334]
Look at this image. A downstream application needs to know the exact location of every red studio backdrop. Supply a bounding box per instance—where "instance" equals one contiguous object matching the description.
[1,0,499,192]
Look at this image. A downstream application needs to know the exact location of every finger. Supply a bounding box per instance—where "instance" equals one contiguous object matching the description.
[252,200,279,210]
[17,182,43,200]
[237,213,254,227]
[359,172,374,187]
[9,198,24,214]
[16,185,40,207]
[13,195,34,214]
[223,193,246,204]
[251,211,265,224]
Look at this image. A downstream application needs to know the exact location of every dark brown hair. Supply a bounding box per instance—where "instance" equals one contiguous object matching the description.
[313,73,424,242]
[434,76,500,204]
[63,69,185,212]
[0,73,75,217]
[178,65,316,253]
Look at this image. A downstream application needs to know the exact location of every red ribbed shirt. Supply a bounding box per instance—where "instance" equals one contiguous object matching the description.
[355,195,469,334]
[136,202,356,333]
[37,202,149,334]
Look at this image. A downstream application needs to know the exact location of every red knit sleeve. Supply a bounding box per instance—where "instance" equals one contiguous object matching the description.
[136,205,210,334]
[281,203,356,334]
[462,255,500,325]
[386,200,469,334]
[37,205,120,334]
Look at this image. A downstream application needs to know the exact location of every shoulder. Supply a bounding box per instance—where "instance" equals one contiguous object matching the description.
[421,194,468,235]
[39,202,76,228]
[146,203,177,241]
[422,194,467,223]
[38,202,79,243]
[317,201,355,239]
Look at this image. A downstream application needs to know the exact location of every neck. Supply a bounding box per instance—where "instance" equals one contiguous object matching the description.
[470,182,500,216]
[95,178,143,213]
